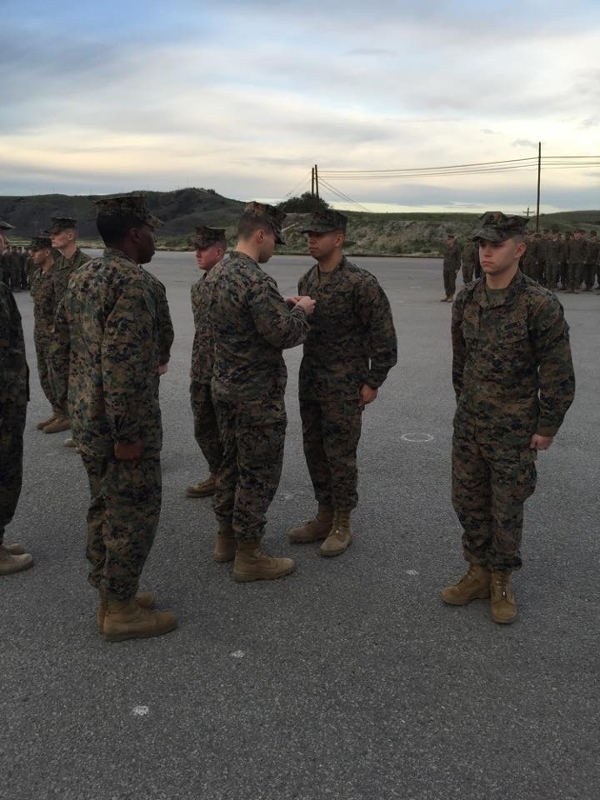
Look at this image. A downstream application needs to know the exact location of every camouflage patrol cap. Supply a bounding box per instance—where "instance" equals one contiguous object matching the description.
[192,225,226,249]
[49,216,78,233]
[30,235,53,251]
[242,201,286,245]
[590,230,597,236]
[301,209,348,234]
[575,228,586,234]
[0,219,15,231]
[94,193,163,228]
[471,211,529,243]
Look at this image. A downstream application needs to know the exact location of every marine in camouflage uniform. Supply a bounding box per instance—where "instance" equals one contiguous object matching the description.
[289,209,397,558]
[46,217,91,434]
[52,194,176,641]
[536,229,551,286]
[521,232,539,279]
[28,236,62,429]
[187,226,228,499]
[0,280,34,575]
[566,229,587,293]
[207,202,315,581]
[441,233,461,302]
[545,229,563,291]
[461,238,476,284]
[442,212,575,624]
[583,230,599,291]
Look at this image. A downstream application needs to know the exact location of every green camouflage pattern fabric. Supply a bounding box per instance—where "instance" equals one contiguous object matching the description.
[30,264,60,412]
[94,194,163,229]
[297,256,397,397]
[567,237,587,290]
[462,239,477,283]
[241,202,286,245]
[208,250,309,540]
[192,226,226,249]
[545,236,564,288]
[190,265,228,474]
[52,247,91,312]
[471,212,529,243]
[49,217,77,233]
[301,209,348,234]
[81,453,161,601]
[297,256,396,510]
[52,248,168,458]
[452,437,537,570]
[452,271,575,448]
[0,281,28,542]
[209,251,309,400]
[140,267,174,367]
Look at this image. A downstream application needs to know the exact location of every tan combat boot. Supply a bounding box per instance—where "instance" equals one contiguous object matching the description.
[103,599,177,642]
[97,591,156,633]
[214,522,237,563]
[64,438,77,449]
[490,570,517,624]
[233,541,294,582]
[43,415,71,434]
[440,563,491,605]
[186,474,216,498]
[446,294,454,303]
[36,414,56,430]
[4,542,24,555]
[319,510,353,557]
[288,505,333,544]
[0,544,34,575]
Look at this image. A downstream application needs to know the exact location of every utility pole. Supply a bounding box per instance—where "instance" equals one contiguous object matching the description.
[314,164,319,199]
[523,207,530,218]
[535,142,541,232]
[311,167,315,196]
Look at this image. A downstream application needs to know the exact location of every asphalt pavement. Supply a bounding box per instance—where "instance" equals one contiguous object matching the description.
[2,252,599,800]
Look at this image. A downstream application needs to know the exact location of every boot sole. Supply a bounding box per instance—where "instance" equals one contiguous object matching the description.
[0,559,34,576]
[440,589,490,606]
[104,619,178,642]
[186,489,215,498]
[288,534,328,544]
[491,610,517,624]
[233,565,294,582]
[214,552,236,563]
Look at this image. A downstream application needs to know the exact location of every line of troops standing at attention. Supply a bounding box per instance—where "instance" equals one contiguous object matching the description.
[1,201,574,638]
[440,226,600,302]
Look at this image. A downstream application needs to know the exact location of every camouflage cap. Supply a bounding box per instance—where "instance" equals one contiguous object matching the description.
[471,211,529,243]
[192,225,226,249]
[242,201,286,245]
[30,235,53,251]
[575,228,586,234]
[49,216,78,233]
[94,193,163,228]
[0,219,15,231]
[301,209,348,234]
[590,230,597,236]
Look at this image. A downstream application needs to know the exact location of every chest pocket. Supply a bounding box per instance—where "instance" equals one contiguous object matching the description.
[497,316,529,345]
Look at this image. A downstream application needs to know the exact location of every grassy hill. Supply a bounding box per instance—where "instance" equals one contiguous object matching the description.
[2,188,599,256]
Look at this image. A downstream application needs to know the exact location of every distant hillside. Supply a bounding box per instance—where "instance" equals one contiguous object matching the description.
[1,188,599,256]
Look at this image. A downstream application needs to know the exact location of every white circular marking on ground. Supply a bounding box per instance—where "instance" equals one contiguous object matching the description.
[132,706,149,716]
[400,433,434,443]
[231,650,245,659]
[405,570,419,576]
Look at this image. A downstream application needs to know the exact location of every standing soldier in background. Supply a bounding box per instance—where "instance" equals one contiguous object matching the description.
[289,210,397,557]
[46,217,91,434]
[560,231,571,290]
[187,226,227,500]
[208,202,315,581]
[461,238,476,284]
[545,228,563,292]
[29,235,61,430]
[442,212,574,624]
[0,222,13,285]
[566,228,587,293]
[521,232,539,279]
[52,194,177,641]
[8,246,22,293]
[0,280,34,575]
[537,228,551,286]
[441,233,461,302]
[583,230,598,291]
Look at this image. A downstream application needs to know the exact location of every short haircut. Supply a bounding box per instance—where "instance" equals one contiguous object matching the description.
[197,235,226,250]
[237,213,274,241]
[97,213,143,246]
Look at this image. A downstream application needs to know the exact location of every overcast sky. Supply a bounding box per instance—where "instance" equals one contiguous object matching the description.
[1,0,599,212]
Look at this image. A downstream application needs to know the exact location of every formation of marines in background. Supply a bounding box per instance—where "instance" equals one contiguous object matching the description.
[441,226,600,302]
[0,202,575,636]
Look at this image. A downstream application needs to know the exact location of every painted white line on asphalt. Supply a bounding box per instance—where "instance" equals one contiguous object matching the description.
[132,706,150,716]
[231,650,245,659]
[406,570,419,576]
